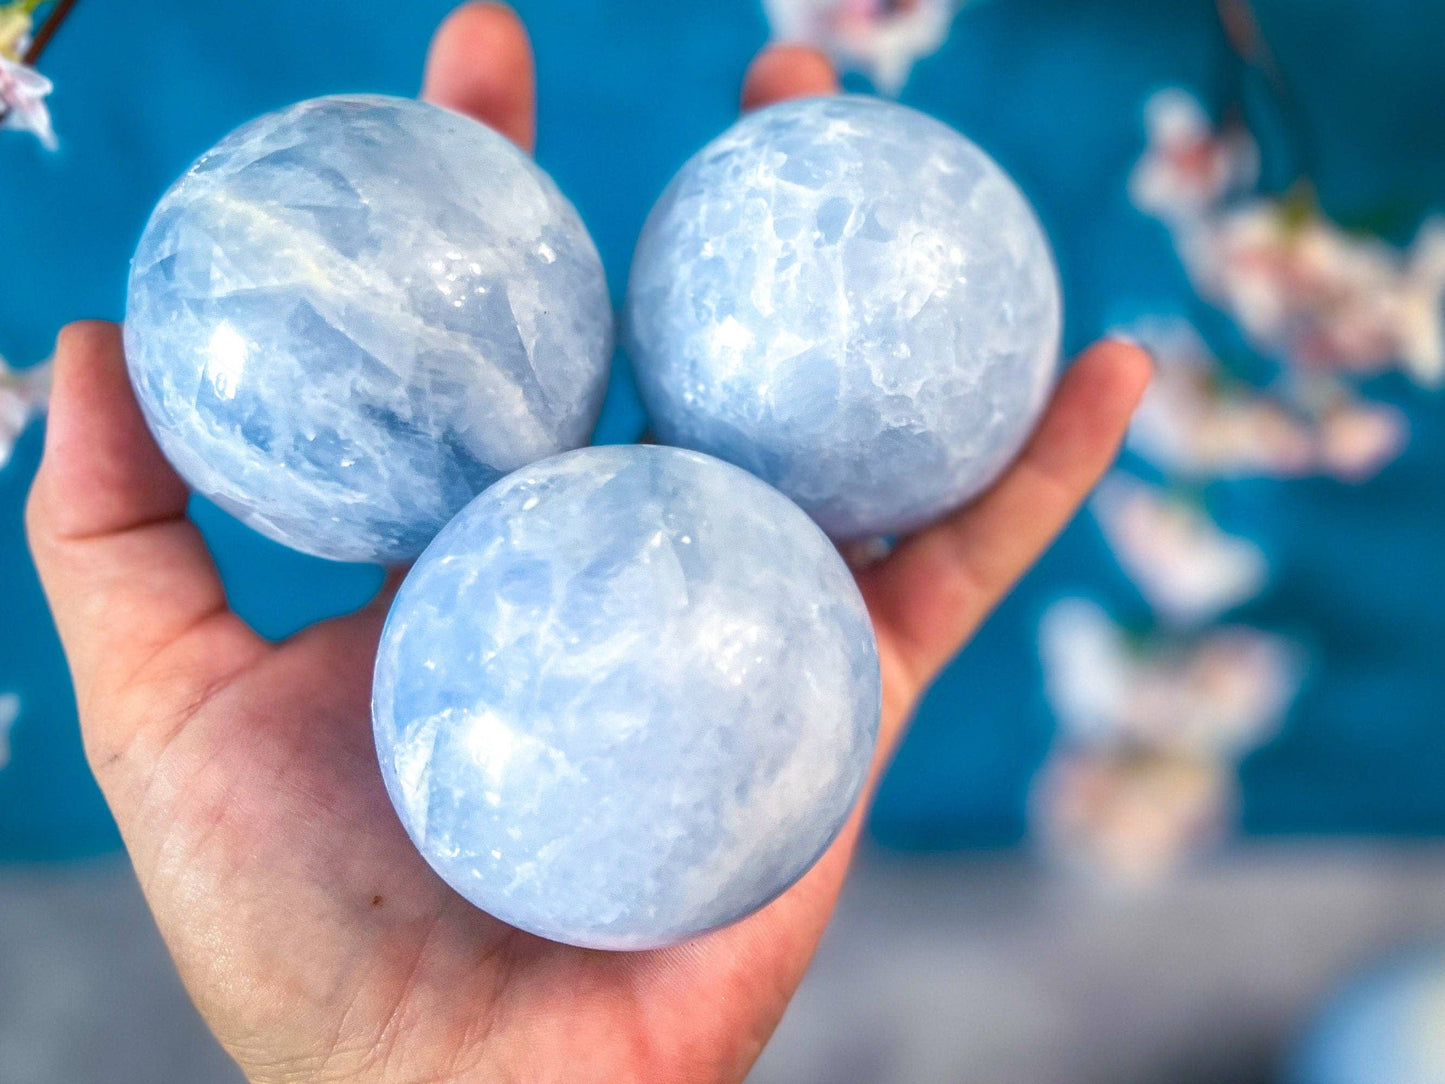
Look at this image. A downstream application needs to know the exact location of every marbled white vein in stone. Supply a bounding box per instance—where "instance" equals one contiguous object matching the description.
[372,445,881,949]
[626,95,1061,541]
[126,95,613,563]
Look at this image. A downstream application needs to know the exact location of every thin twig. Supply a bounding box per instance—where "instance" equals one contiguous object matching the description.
[1215,0,1318,181]
[22,0,78,64]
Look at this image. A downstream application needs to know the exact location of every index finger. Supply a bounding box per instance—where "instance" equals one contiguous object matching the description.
[422,2,537,152]
[741,44,840,111]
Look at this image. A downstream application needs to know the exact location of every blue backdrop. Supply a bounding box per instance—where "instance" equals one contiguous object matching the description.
[2,0,1441,858]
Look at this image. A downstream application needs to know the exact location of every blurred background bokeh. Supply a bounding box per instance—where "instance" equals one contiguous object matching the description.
[3,0,1443,1080]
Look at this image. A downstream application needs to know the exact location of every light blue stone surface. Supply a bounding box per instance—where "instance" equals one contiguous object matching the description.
[372,445,881,950]
[125,95,613,563]
[626,95,1061,541]
[1289,948,1445,1084]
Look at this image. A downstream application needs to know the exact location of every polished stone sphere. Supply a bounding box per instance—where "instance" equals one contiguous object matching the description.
[125,95,613,563]
[626,94,1061,540]
[1289,949,1445,1084]
[372,444,881,949]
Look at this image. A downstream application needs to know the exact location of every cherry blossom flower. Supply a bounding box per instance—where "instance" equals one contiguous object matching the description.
[0,352,51,469]
[0,692,18,770]
[1034,596,1299,885]
[1031,747,1231,887]
[1039,598,1302,760]
[0,52,55,149]
[762,0,960,95]
[1125,319,1408,481]
[1133,89,1445,386]
[1039,83,1433,887]
[1129,87,1258,225]
[1184,204,1445,385]
[1091,473,1268,628]
[0,1,60,150]
[1311,395,1410,481]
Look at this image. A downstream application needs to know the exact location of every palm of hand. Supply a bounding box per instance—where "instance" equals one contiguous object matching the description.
[116,590,894,1083]
[25,7,1149,1082]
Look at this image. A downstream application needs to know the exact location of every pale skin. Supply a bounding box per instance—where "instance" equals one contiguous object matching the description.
[24,5,1151,1082]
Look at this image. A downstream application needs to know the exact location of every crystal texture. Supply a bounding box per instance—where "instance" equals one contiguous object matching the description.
[125,95,613,563]
[372,445,881,949]
[626,95,1061,540]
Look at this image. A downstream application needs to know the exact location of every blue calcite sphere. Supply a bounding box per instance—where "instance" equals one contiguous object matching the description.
[626,95,1061,540]
[372,445,881,949]
[1289,949,1445,1084]
[125,95,613,563]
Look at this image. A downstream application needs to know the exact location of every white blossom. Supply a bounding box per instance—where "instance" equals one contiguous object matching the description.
[1031,746,1232,888]
[0,53,56,150]
[1038,598,1302,761]
[1124,318,1409,481]
[1185,205,1445,385]
[0,352,51,469]
[0,692,17,770]
[1133,89,1445,385]
[762,0,960,95]
[1032,598,1300,882]
[1129,87,1258,224]
[1091,472,1268,628]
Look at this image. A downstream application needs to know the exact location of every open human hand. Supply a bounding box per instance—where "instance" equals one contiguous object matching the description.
[25,5,1150,1081]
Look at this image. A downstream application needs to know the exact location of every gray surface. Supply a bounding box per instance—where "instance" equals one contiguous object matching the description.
[0,857,242,1084]
[4,845,1445,1083]
[753,844,1445,1084]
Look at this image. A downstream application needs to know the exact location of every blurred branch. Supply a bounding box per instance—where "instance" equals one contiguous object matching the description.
[21,0,78,64]
[1215,0,1317,181]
